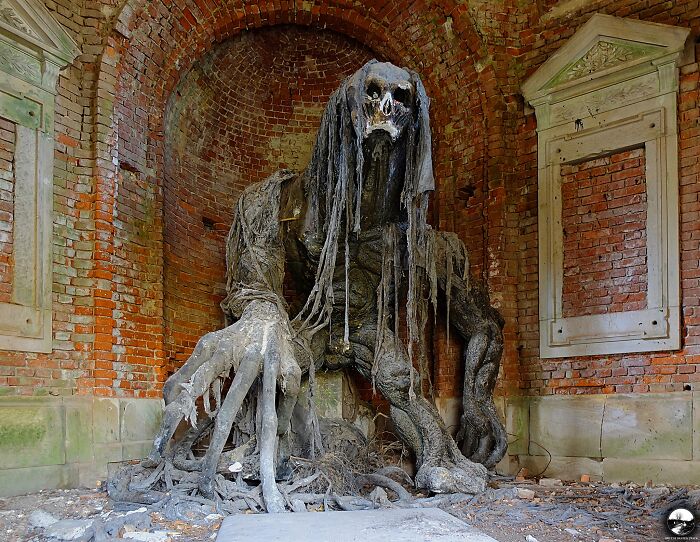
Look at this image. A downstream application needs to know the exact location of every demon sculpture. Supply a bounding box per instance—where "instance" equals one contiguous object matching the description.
[110,61,506,514]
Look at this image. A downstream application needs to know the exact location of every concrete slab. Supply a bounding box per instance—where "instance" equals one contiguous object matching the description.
[120,398,163,442]
[93,398,120,443]
[505,397,529,455]
[216,508,497,542]
[64,397,93,463]
[312,372,343,418]
[0,401,65,468]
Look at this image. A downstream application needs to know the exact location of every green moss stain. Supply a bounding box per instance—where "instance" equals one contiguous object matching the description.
[0,91,41,129]
[0,409,47,449]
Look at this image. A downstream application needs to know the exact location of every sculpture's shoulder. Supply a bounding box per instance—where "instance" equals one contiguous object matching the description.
[236,169,298,206]
[230,169,299,229]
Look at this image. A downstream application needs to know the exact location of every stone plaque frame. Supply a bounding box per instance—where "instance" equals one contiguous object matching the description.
[0,0,77,352]
[522,14,690,358]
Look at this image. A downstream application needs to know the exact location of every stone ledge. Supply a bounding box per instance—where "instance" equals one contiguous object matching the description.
[506,455,700,485]
[0,464,78,498]
[517,455,603,482]
[501,391,699,486]
[602,458,700,485]
[0,396,163,497]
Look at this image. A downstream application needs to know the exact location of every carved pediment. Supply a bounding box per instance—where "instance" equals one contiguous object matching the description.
[0,0,78,68]
[0,0,39,39]
[552,39,664,85]
[522,14,689,103]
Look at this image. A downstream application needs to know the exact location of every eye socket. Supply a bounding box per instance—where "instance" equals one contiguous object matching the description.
[393,87,411,106]
[366,82,381,99]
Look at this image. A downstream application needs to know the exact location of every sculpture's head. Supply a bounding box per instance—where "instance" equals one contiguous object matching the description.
[347,62,416,143]
[303,60,434,230]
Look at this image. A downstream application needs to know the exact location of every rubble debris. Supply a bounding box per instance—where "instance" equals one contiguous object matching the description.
[28,510,58,529]
[515,468,528,482]
[0,477,694,541]
[122,532,172,542]
[688,488,700,506]
[43,519,94,541]
[538,478,563,487]
[516,489,535,500]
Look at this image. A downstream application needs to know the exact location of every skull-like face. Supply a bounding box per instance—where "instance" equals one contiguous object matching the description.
[349,62,415,142]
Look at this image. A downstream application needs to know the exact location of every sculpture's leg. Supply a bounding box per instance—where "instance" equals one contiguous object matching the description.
[275,348,302,436]
[433,231,508,469]
[358,327,487,494]
[169,418,214,471]
[147,301,294,466]
[147,333,237,463]
[457,323,506,468]
[458,333,488,460]
[198,348,261,498]
[460,328,506,468]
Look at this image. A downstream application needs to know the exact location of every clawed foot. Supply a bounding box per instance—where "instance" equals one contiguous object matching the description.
[415,460,487,495]
[199,475,216,500]
[140,452,162,469]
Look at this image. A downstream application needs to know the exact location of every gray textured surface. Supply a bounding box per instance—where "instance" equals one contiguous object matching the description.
[216,508,498,542]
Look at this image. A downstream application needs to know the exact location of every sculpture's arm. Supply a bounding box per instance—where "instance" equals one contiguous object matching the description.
[148,171,305,511]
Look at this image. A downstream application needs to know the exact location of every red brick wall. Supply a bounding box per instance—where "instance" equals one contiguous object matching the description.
[0,118,14,305]
[512,1,700,396]
[162,26,373,371]
[0,0,101,397]
[561,148,648,318]
[100,168,163,395]
[94,0,495,399]
[13,0,700,404]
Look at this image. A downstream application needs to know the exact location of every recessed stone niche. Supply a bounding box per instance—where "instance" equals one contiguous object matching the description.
[522,14,690,358]
[162,26,374,369]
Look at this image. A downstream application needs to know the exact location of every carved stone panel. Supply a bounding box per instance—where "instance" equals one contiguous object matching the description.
[522,14,689,358]
[0,0,77,352]
[554,39,662,85]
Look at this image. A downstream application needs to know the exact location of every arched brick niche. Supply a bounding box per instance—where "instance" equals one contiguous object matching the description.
[162,26,374,370]
[93,0,503,397]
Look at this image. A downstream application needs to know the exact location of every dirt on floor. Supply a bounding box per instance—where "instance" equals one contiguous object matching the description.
[446,478,699,542]
[0,478,696,541]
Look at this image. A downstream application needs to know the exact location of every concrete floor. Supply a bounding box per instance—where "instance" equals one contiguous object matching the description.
[216,508,498,542]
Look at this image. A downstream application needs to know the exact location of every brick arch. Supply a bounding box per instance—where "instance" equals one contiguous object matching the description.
[102,1,490,214]
[162,26,377,372]
[90,0,497,396]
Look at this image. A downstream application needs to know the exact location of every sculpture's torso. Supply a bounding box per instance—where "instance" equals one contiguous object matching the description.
[280,157,404,366]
